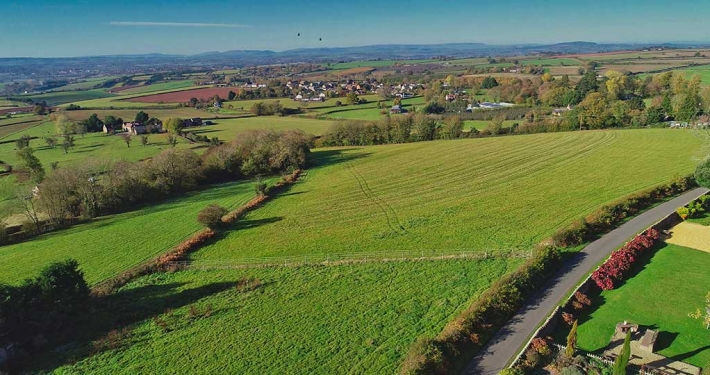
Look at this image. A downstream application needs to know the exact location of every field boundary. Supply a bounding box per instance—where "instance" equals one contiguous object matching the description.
[90,169,302,296]
[168,249,533,270]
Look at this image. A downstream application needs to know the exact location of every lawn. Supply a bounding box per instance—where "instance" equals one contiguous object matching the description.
[576,243,710,370]
[189,116,335,139]
[34,258,520,374]
[0,180,263,285]
[19,89,115,106]
[191,129,706,262]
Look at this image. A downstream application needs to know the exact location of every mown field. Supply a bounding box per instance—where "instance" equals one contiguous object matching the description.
[190,116,335,139]
[0,180,263,285]
[192,129,707,262]
[577,243,710,369]
[35,258,520,374]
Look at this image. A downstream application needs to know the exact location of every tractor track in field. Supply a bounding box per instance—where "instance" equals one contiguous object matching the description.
[345,160,407,235]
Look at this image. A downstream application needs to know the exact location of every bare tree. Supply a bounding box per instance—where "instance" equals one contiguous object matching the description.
[122,133,132,148]
[15,186,41,234]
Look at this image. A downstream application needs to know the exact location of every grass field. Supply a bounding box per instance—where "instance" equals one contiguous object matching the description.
[190,116,335,139]
[191,129,707,262]
[576,243,710,370]
[520,58,581,66]
[0,122,193,167]
[0,115,46,139]
[117,81,196,96]
[329,59,435,70]
[50,76,122,92]
[34,258,520,374]
[0,180,263,285]
[18,89,115,106]
[61,108,209,123]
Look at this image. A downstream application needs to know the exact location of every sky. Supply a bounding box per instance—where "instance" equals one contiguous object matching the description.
[1,0,710,58]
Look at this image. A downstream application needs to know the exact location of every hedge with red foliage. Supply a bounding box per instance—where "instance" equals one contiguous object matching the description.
[591,228,659,290]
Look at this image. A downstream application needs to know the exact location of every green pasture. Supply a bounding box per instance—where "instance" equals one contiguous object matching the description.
[18,89,115,106]
[192,129,706,262]
[190,116,334,140]
[117,80,196,96]
[35,258,519,374]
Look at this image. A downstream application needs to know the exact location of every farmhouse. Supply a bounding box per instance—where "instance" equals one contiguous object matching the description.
[183,118,203,128]
[102,124,115,134]
[390,105,403,114]
[122,122,147,135]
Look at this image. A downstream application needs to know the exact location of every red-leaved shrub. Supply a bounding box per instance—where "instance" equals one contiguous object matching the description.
[591,228,659,290]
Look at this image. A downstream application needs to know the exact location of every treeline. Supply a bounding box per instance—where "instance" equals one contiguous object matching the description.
[250,101,303,116]
[7,130,311,241]
[0,259,89,368]
[320,115,468,146]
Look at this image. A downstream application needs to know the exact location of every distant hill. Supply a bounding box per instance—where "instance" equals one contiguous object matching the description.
[1,41,708,81]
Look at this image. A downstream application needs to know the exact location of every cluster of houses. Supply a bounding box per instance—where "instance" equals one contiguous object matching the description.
[287,79,421,103]
[669,121,710,129]
[102,118,204,135]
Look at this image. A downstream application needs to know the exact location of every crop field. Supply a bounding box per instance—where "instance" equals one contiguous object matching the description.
[0,122,193,167]
[192,129,706,262]
[35,258,520,374]
[314,96,426,121]
[18,89,115,106]
[0,180,263,285]
[577,243,710,369]
[126,87,239,103]
[190,116,335,139]
[117,80,196,96]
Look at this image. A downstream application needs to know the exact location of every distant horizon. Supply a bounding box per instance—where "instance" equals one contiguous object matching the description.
[3,40,710,60]
[3,0,710,58]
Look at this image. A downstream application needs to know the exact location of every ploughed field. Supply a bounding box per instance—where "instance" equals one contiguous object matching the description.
[192,129,706,263]
[34,259,520,374]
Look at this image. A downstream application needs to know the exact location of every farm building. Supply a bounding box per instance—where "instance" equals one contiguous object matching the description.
[390,105,403,114]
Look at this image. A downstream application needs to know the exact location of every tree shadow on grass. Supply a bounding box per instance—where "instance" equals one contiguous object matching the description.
[310,148,372,169]
[18,280,245,373]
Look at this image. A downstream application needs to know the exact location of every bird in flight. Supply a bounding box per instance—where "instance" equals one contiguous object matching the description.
[319,37,322,41]
[297,33,300,37]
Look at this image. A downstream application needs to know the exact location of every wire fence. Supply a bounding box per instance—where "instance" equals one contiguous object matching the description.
[168,248,533,270]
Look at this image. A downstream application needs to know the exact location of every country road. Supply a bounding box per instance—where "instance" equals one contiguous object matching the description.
[463,187,709,375]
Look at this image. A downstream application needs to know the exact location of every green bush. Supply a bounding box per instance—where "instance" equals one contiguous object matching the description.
[694,158,710,189]
[196,204,228,229]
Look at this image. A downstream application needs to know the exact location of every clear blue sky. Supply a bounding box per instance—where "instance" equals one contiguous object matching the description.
[1,0,708,58]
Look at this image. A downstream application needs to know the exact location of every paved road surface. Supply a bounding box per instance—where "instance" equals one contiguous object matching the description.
[463,187,709,375]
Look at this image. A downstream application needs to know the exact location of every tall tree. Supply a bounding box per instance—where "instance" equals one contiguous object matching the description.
[16,147,45,183]
[574,69,599,103]
[566,319,578,358]
[613,330,631,375]
[135,111,149,124]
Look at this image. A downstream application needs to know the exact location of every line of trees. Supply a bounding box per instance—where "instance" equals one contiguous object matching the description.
[320,114,466,147]
[11,130,312,236]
